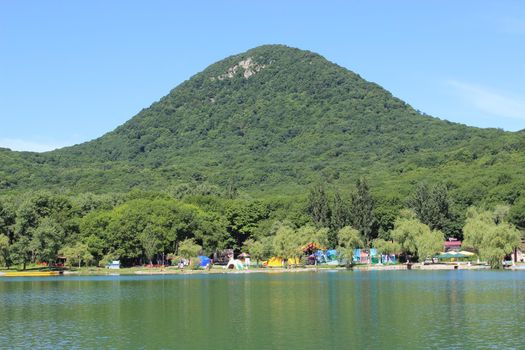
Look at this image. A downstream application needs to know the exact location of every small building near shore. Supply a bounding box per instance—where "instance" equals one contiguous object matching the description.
[107,260,121,269]
[444,239,462,252]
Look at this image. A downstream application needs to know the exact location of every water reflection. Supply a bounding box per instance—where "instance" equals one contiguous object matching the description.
[0,271,524,349]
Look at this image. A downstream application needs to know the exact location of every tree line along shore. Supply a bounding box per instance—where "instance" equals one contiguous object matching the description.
[0,178,523,271]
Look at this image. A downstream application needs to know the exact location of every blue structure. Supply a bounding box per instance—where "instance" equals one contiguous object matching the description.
[315,250,339,265]
[198,255,212,267]
[353,249,361,263]
[314,248,397,265]
[352,249,397,264]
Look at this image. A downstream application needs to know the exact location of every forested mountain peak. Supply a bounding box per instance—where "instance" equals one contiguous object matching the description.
[60,44,466,162]
[1,45,524,205]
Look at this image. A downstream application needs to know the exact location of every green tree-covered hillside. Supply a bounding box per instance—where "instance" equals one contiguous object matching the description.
[1,45,524,205]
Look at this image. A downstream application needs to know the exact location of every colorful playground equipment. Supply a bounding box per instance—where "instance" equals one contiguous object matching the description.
[315,249,340,265]
[352,249,396,264]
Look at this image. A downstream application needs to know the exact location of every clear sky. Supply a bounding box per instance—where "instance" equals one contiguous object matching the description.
[1,0,524,152]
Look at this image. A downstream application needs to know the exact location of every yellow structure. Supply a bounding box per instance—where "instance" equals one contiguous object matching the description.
[1,271,62,277]
[263,256,300,267]
[288,257,300,265]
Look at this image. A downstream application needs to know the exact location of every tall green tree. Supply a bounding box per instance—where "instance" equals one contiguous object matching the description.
[140,228,162,265]
[307,182,331,228]
[509,197,525,229]
[331,192,351,230]
[330,192,351,246]
[0,234,10,268]
[350,178,376,249]
[0,199,15,241]
[9,236,31,270]
[10,196,40,269]
[225,200,269,250]
[30,217,64,263]
[374,197,403,240]
[409,183,455,237]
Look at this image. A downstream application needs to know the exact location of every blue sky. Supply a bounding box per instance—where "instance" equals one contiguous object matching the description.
[1,0,524,152]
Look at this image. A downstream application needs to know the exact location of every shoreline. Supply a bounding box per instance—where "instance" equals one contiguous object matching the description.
[3,262,522,277]
[64,263,495,276]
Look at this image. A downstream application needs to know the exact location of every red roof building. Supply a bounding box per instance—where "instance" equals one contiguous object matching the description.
[444,240,462,251]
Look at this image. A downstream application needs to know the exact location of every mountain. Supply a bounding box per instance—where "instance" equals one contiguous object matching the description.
[1,45,524,205]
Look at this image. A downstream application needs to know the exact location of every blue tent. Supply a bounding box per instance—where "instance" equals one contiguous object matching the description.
[198,255,212,267]
[325,250,338,261]
[353,249,361,262]
[315,250,326,263]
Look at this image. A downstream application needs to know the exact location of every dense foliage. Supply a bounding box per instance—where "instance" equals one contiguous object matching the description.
[0,45,523,206]
[463,206,521,268]
[0,45,523,268]
[0,183,521,269]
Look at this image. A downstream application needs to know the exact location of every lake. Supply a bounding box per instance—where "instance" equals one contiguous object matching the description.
[0,270,524,349]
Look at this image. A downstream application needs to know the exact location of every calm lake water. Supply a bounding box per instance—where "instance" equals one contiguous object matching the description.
[0,270,524,349]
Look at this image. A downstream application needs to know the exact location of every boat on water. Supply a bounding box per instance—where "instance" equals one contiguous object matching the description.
[1,271,64,277]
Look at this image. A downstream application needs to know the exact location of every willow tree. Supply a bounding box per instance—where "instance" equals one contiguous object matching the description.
[390,210,443,262]
[463,207,521,268]
[337,226,363,266]
[372,238,401,262]
[415,229,444,262]
[272,224,302,266]
[178,238,202,260]
[296,225,329,249]
[243,238,266,267]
